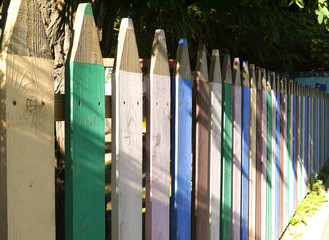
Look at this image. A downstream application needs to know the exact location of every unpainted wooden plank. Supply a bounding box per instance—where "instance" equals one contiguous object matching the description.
[231,58,242,240]
[65,4,105,240]
[145,29,171,240]
[208,49,222,240]
[241,61,250,240]
[248,64,257,240]
[192,43,210,240]
[220,54,232,240]
[170,38,192,240]
[0,0,55,239]
[111,18,143,240]
[292,81,297,214]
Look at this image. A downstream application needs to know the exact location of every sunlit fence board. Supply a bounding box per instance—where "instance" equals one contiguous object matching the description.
[145,29,171,240]
[220,54,233,240]
[208,49,222,240]
[111,18,143,240]
[192,44,210,240]
[0,0,55,238]
[241,61,250,240]
[231,58,242,240]
[170,39,193,240]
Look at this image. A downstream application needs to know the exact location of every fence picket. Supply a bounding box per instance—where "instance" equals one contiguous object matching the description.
[170,38,193,240]
[220,54,233,240]
[0,0,55,238]
[248,64,257,240]
[231,58,242,240]
[145,29,171,240]
[192,44,210,240]
[111,18,143,240]
[241,61,250,240]
[208,49,222,240]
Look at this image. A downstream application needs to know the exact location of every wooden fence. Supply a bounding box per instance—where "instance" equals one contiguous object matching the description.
[0,1,328,240]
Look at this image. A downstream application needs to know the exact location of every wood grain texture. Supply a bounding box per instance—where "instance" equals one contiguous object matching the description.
[255,67,263,240]
[65,4,105,240]
[220,54,232,240]
[170,38,192,240]
[241,61,250,240]
[0,0,55,239]
[208,49,222,240]
[231,58,242,240]
[248,64,257,240]
[111,18,143,240]
[145,29,170,240]
[192,43,210,240]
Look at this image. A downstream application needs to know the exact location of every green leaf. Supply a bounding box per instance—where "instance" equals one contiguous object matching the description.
[318,12,324,23]
[295,0,305,8]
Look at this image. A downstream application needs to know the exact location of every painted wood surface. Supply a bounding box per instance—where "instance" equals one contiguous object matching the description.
[111,18,143,240]
[261,69,267,240]
[296,83,300,204]
[270,72,277,240]
[145,29,171,240]
[241,61,250,240]
[286,80,292,223]
[192,43,210,240]
[266,71,272,240]
[208,49,222,240]
[275,75,281,239]
[231,58,242,240]
[293,82,297,213]
[170,38,192,240]
[248,64,257,240]
[0,0,55,239]
[65,5,105,239]
[220,54,233,240]
[279,77,286,233]
[255,67,263,240]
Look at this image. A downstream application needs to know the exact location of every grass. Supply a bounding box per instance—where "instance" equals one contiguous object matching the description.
[280,160,329,239]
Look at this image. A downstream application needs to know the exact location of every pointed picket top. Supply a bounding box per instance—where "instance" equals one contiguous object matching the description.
[242,61,249,87]
[232,58,241,86]
[276,74,281,93]
[266,71,272,91]
[70,4,102,64]
[261,68,267,90]
[222,54,232,84]
[195,43,209,82]
[271,72,276,92]
[114,18,141,73]
[289,79,294,95]
[209,49,222,84]
[256,67,262,90]
[149,29,170,76]
[175,39,192,80]
[250,64,256,89]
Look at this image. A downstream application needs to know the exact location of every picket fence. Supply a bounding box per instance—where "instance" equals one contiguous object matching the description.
[0,1,328,240]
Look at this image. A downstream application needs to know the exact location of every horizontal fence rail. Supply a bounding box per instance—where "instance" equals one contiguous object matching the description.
[1,1,329,240]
